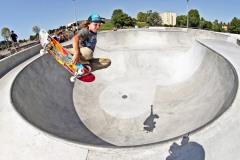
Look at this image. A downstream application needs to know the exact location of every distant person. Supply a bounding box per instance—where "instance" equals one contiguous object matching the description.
[52,30,58,41]
[57,29,68,43]
[69,13,111,72]
[72,23,77,35]
[10,30,19,52]
[113,26,117,31]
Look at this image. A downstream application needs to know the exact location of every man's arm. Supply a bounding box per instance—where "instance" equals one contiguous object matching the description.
[72,34,82,65]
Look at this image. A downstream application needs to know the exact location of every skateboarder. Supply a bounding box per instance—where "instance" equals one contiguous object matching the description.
[70,14,111,72]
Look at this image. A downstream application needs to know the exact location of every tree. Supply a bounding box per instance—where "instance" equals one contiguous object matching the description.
[111,9,124,28]
[211,20,223,32]
[32,25,40,41]
[59,26,66,30]
[111,9,124,19]
[206,21,212,30]
[147,11,162,26]
[199,17,213,30]
[19,39,27,43]
[29,35,36,41]
[32,25,40,34]
[176,15,187,27]
[1,27,10,49]
[48,29,56,35]
[146,10,153,17]
[189,9,200,28]
[111,9,135,28]
[137,12,148,22]
[0,40,8,50]
[199,17,206,29]
[228,17,240,34]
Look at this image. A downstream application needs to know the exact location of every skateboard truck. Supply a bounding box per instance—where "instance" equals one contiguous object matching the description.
[39,41,50,55]
[70,65,91,82]
[70,68,84,82]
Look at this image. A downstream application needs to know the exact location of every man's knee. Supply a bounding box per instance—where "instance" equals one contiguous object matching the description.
[80,47,93,61]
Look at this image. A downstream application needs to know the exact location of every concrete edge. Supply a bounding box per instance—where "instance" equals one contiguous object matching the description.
[0,44,42,78]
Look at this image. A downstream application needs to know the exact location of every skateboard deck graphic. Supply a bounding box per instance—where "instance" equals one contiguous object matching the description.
[39,29,95,82]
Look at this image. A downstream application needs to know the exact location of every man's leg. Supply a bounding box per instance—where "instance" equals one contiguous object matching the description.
[13,42,18,52]
[89,58,111,72]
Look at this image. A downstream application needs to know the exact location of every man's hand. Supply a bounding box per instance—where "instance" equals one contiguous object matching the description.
[72,52,80,65]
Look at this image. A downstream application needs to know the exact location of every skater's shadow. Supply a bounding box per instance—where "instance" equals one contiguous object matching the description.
[166,134,205,160]
[143,105,159,133]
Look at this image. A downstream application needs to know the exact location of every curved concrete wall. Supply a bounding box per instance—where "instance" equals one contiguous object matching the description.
[11,54,113,146]
[97,29,232,50]
[72,40,237,146]
[0,44,42,78]
[10,29,238,147]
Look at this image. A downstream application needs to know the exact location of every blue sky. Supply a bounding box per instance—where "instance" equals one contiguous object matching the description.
[0,0,239,41]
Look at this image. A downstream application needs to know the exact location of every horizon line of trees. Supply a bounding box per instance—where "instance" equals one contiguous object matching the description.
[112,9,240,34]
[1,8,240,50]
[176,9,240,33]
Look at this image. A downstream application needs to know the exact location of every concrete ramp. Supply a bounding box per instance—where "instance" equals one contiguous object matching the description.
[11,30,238,147]
[11,54,113,146]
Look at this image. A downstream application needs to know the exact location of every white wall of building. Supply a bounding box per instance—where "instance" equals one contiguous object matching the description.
[160,12,176,26]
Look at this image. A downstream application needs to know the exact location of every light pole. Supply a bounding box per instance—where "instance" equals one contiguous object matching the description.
[186,0,189,28]
[72,0,78,30]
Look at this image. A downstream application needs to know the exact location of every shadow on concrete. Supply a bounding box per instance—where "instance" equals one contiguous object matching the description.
[166,134,205,160]
[143,105,159,133]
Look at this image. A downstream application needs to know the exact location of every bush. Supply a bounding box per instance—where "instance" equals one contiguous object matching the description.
[137,22,148,28]
[0,45,6,50]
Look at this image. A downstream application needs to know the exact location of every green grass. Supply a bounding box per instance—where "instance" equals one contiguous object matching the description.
[99,21,148,31]
[100,23,114,31]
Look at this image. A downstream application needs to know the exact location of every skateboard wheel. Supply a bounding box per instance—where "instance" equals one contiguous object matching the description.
[77,69,84,75]
[39,49,46,55]
[70,76,76,82]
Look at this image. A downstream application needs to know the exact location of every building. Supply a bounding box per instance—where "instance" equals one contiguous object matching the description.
[160,12,176,26]
[222,25,228,31]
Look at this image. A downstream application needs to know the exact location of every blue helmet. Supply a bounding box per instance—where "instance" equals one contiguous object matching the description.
[88,14,105,23]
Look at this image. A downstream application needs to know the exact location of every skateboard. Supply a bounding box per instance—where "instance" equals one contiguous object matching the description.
[39,29,95,82]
